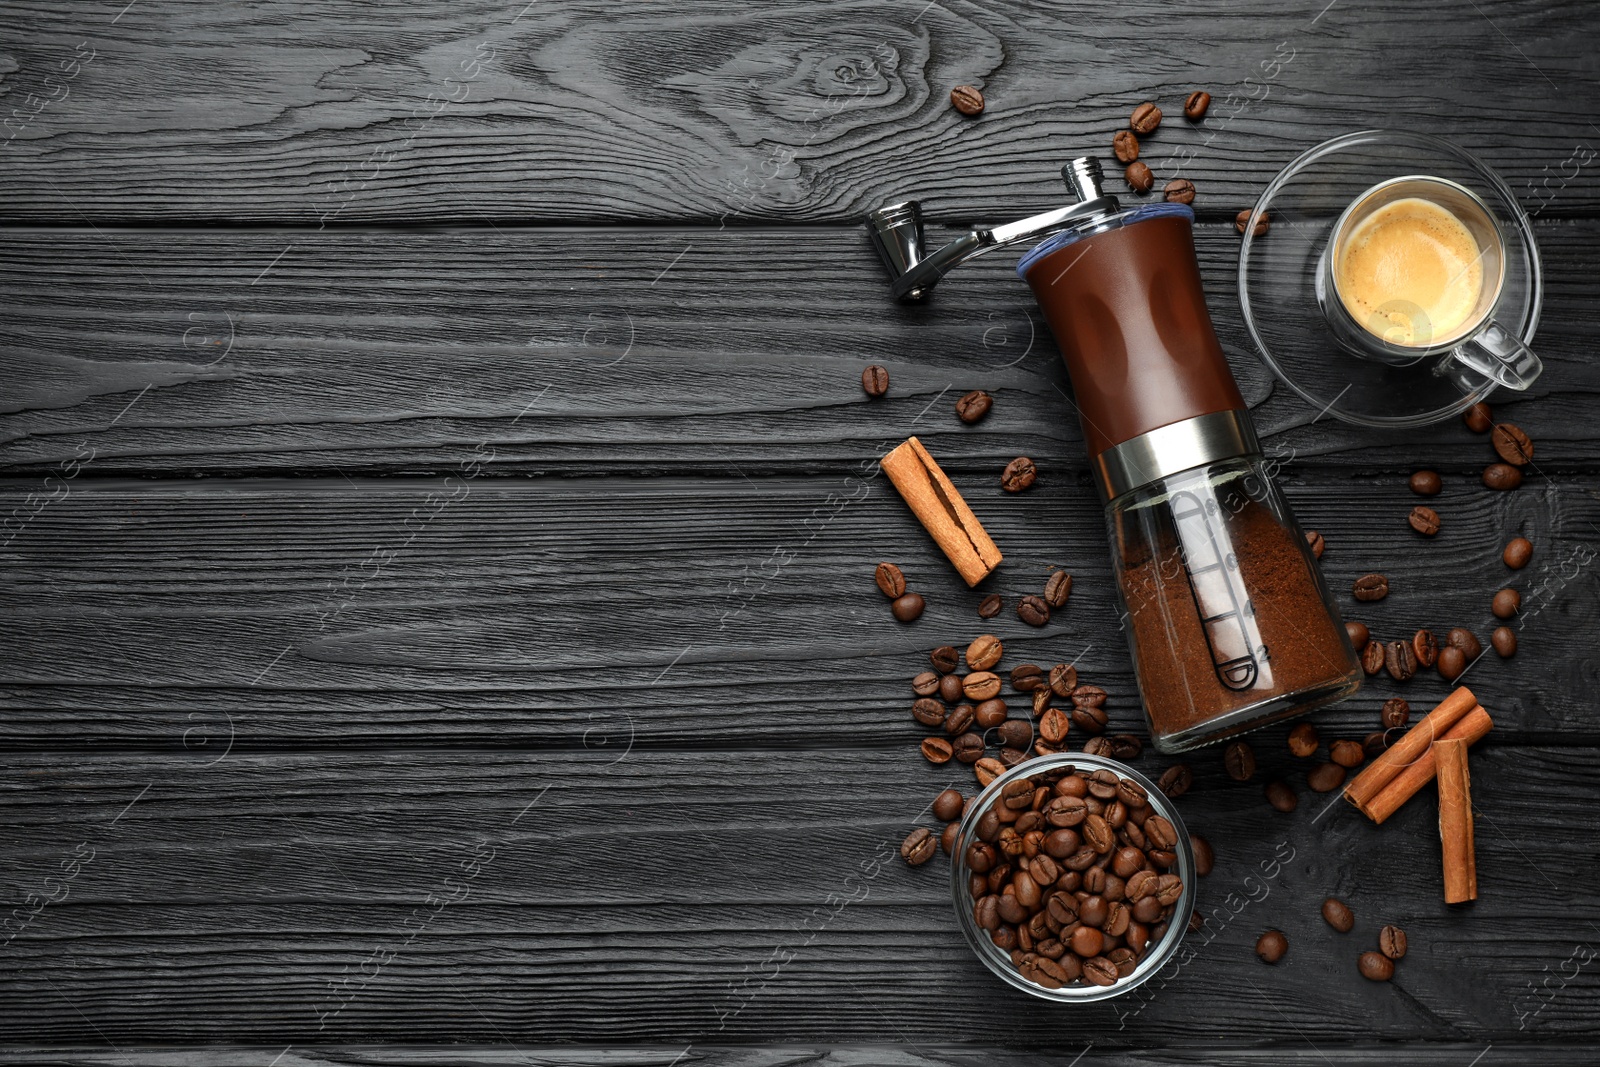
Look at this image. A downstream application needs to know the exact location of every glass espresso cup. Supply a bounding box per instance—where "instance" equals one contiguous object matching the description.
[1316,175,1542,390]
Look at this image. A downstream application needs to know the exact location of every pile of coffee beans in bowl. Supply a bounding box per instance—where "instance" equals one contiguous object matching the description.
[953,753,1193,998]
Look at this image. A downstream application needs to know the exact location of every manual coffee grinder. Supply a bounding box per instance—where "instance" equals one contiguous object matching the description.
[866,158,1361,752]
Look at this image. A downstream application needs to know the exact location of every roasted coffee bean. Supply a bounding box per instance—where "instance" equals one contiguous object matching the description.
[1083,814,1115,854]
[1191,833,1214,877]
[1304,529,1325,559]
[1018,595,1051,627]
[1124,161,1154,193]
[1049,664,1079,697]
[861,365,889,397]
[1130,102,1162,134]
[974,757,1006,787]
[1265,779,1298,812]
[1409,469,1442,496]
[1256,930,1288,963]
[997,894,1027,924]
[1483,462,1523,490]
[930,645,960,673]
[967,634,1004,671]
[1029,854,1061,886]
[912,698,947,728]
[1044,828,1081,859]
[1002,778,1036,811]
[1043,571,1074,609]
[1447,628,1483,659]
[1081,736,1114,758]
[975,810,1001,842]
[1379,924,1408,959]
[1155,872,1183,905]
[1103,900,1131,937]
[874,562,906,599]
[950,84,985,116]
[1322,896,1355,932]
[1492,625,1517,657]
[1412,629,1438,668]
[1082,955,1119,986]
[1079,894,1109,928]
[1353,574,1390,601]
[991,925,1018,951]
[1492,587,1521,619]
[942,820,960,855]
[1364,731,1390,758]
[1113,128,1140,164]
[1223,740,1257,781]
[912,670,940,697]
[1492,422,1534,465]
[1031,687,1054,716]
[1117,778,1147,809]
[1381,697,1411,729]
[1307,761,1347,793]
[891,592,925,621]
[975,698,1009,729]
[1184,90,1211,120]
[1384,640,1417,682]
[953,732,986,763]
[1072,684,1108,710]
[933,788,965,822]
[1002,457,1038,493]
[1358,950,1395,981]
[1235,208,1270,237]
[955,389,993,424]
[1157,763,1193,798]
[901,827,936,865]
[1288,722,1319,758]
[1503,536,1533,569]
[1329,739,1364,768]
[1011,663,1045,691]
[997,718,1033,749]
[1045,794,1088,827]
[963,671,1002,700]
[1143,815,1177,850]
[1125,869,1158,902]
[1464,401,1493,433]
[1408,505,1441,537]
[921,737,954,764]
[1112,846,1145,879]
[1360,640,1385,675]
[1109,734,1143,760]
[938,673,964,704]
[1054,774,1088,798]
[1164,178,1196,205]
[1437,645,1467,681]
[977,593,1003,619]
[945,704,976,736]
[1089,769,1121,800]
[1039,707,1071,745]
[1072,704,1109,734]
[1346,621,1370,650]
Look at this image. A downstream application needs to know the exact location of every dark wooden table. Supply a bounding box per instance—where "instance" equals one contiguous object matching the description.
[3,2,1599,1063]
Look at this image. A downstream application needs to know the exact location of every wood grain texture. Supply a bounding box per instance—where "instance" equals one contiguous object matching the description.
[0,1,1596,223]
[1,222,1597,477]
[0,747,1596,1045]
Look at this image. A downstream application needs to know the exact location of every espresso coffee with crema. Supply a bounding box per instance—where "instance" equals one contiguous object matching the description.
[1334,196,1485,347]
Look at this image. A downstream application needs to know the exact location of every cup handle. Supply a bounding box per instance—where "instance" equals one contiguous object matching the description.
[1451,321,1543,391]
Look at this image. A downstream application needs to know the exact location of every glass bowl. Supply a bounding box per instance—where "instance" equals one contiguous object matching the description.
[948,753,1196,1002]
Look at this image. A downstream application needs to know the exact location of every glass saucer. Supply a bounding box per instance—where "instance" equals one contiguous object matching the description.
[1237,130,1542,427]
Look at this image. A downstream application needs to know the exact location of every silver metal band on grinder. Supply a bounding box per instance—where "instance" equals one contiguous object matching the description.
[1092,409,1261,501]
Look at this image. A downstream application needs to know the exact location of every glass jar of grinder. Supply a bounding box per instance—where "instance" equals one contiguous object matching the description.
[866,158,1361,752]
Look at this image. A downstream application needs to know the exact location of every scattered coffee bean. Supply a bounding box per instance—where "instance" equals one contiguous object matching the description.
[964,670,1002,700]
[1002,457,1037,492]
[950,84,985,116]
[1363,731,1390,758]
[1288,722,1320,758]
[967,634,1004,671]
[931,645,960,673]
[1184,90,1211,120]
[1157,763,1193,798]
[1191,833,1214,876]
[1346,621,1370,650]
[955,389,993,424]
[974,757,1006,787]
[1412,629,1438,668]
[1256,930,1288,963]
[1408,505,1441,537]
[1235,208,1270,237]
[1307,761,1347,793]
[1360,640,1385,675]
[1353,574,1389,601]
[1447,627,1483,659]
[1164,178,1196,205]
[1483,463,1522,490]
[1110,733,1143,761]
[1358,950,1395,981]
[891,592,925,622]
[1464,401,1493,433]
[1384,640,1417,683]
[1049,664,1079,697]
[1492,588,1521,619]
[939,673,965,704]
[901,827,936,865]
[977,593,1003,619]
[1381,698,1410,729]
[912,698,947,728]
[861,365,889,397]
[1125,161,1154,193]
[1223,740,1256,781]
[1113,129,1140,163]
[1044,571,1073,608]
[1491,423,1534,465]
[1330,739,1365,769]
[1081,736,1113,758]
[1011,663,1045,692]
[1322,897,1355,932]
[875,562,906,599]
[1039,708,1071,745]
[921,737,954,764]
[1072,684,1108,710]
[1130,102,1162,134]
[1072,704,1109,734]
[953,732,985,763]
[1018,595,1051,627]
[1265,779,1298,812]
[912,670,940,697]
[1492,625,1517,657]
[975,698,1009,729]
[1379,924,1408,960]
[933,788,965,822]
[1409,470,1442,496]
[1503,537,1533,569]
[1437,645,1467,681]
[1305,530,1326,558]
[945,704,976,736]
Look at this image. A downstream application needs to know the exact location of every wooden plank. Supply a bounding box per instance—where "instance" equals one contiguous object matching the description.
[0,1,1596,223]
[0,476,1593,748]
[1,222,1596,477]
[0,747,1595,1044]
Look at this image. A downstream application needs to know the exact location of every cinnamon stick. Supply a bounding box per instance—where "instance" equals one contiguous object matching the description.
[1356,706,1493,824]
[1344,686,1477,818]
[1435,737,1477,904]
[880,437,1003,587]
